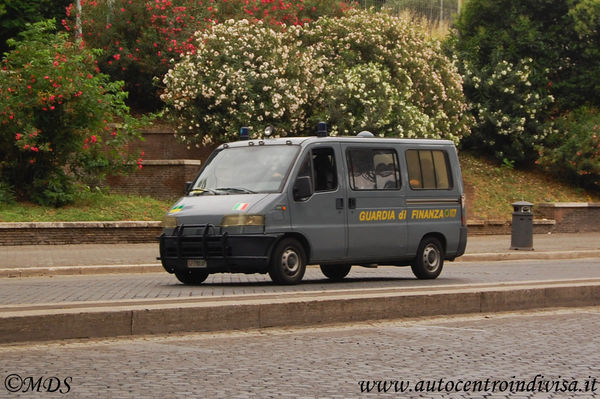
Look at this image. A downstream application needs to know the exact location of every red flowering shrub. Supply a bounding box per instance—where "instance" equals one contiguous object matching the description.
[0,20,146,206]
[64,0,351,111]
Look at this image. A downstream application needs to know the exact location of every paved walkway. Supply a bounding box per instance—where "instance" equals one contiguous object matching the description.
[0,233,598,270]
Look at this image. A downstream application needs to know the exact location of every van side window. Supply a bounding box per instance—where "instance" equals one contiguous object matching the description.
[347,149,400,190]
[297,147,338,192]
[406,149,453,190]
[313,147,337,192]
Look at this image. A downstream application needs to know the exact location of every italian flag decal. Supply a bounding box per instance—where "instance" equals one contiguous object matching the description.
[233,202,249,211]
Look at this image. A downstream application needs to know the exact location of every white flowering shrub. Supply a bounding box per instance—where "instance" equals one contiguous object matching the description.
[459,57,555,164]
[162,19,322,144]
[162,10,471,145]
[302,10,472,142]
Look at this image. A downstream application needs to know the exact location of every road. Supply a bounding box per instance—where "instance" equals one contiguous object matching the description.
[1,307,599,398]
[1,258,599,306]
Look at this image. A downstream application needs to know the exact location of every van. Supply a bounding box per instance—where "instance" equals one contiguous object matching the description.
[159,125,467,285]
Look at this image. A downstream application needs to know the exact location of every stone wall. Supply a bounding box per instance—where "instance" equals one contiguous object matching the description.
[105,127,217,199]
[535,203,600,233]
[105,160,202,199]
[0,222,163,246]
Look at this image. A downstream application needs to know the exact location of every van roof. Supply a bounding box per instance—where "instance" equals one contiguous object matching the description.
[220,136,456,149]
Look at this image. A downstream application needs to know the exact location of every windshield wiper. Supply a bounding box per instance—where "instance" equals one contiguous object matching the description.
[215,187,257,194]
[188,188,219,196]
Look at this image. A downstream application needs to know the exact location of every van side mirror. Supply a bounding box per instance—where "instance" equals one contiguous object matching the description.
[185,181,192,194]
[293,176,313,201]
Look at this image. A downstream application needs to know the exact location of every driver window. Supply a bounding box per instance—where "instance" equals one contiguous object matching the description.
[296,147,338,192]
[312,148,337,192]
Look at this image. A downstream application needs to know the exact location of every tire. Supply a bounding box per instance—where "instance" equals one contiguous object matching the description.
[411,237,444,279]
[320,264,351,282]
[268,238,306,285]
[174,269,209,285]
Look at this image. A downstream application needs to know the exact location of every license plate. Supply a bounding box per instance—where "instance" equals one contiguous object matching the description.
[187,259,207,268]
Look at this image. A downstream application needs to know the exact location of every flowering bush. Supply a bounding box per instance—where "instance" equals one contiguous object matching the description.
[538,107,600,190]
[302,10,472,141]
[162,10,471,144]
[65,0,350,110]
[0,20,145,206]
[162,19,321,143]
[459,57,555,165]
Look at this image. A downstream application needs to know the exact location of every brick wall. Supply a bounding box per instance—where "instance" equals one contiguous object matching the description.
[0,222,163,246]
[128,127,217,160]
[104,127,218,199]
[106,160,202,199]
[535,203,600,233]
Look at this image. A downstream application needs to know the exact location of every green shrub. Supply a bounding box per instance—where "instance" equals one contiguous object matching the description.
[458,57,554,165]
[450,0,600,165]
[0,181,15,204]
[538,107,600,191]
[161,10,472,144]
[0,20,145,206]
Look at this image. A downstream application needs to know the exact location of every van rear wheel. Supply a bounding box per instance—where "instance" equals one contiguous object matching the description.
[320,264,351,281]
[411,237,444,279]
[268,238,306,285]
[174,269,209,285]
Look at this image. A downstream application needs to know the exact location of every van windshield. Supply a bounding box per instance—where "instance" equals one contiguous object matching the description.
[190,145,300,194]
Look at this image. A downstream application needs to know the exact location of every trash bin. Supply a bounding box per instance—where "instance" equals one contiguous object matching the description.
[510,201,534,250]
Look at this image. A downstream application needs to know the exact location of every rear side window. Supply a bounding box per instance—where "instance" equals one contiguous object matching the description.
[347,148,400,190]
[406,149,453,190]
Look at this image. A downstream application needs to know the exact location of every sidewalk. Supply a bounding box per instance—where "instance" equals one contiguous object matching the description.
[0,232,599,277]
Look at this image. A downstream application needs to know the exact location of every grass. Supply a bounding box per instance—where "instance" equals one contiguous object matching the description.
[0,154,598,222]
[0,189,173,222]
[461,152,600,221]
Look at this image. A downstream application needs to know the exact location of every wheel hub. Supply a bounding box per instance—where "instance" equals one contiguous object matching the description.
[281,249,299,275]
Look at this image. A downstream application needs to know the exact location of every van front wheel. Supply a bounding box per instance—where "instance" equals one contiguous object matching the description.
[269,238,306,285]
[320,264,351,281]
[411,237,444,279]
[174,269,209,285]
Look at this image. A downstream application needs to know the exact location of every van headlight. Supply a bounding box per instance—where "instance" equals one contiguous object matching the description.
[221,214,265,227]
[161,215,178,228]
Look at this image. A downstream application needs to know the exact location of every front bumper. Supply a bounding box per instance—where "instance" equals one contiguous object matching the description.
[158,224,281,274]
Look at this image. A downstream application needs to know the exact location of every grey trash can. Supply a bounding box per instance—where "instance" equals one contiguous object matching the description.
[510,201,534,250]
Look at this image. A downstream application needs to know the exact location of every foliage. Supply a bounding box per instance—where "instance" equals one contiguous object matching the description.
[162,19,321,143]
[0,0,71,55]
[0,181,15,204]
[162,10,471,144]
[302,10,471,140]
[538,107,600,191]
[64,0,350,111]
[450,0,600,165]
[458,56,554,164]
[0,20,146,206]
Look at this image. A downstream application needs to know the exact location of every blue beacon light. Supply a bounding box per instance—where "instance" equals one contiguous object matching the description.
[240,126,250,140]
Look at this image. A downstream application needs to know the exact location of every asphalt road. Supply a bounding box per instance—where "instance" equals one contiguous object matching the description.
[1,307,599,398]
[1,258,599,306]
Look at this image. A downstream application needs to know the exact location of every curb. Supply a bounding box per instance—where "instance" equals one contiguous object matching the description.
[0,264,163,278]
[460,250,600,262]
[1,250,599,278]
[1,279,599,344]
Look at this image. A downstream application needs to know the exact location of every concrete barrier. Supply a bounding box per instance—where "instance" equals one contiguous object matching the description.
[1,279,599,344]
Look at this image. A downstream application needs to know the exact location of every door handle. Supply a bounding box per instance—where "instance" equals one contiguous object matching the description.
[349,198,356,209]
[336,198,344,209]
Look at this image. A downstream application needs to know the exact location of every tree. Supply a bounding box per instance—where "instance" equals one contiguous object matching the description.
[450,0,600,165]
[0,20,145,206]
[0,0,71,55]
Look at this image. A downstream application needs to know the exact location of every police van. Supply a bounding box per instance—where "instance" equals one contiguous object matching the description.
[159,124,467,285]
